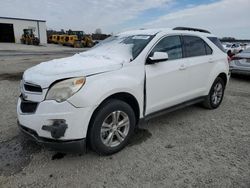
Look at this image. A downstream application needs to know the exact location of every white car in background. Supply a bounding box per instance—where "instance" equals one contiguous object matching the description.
[17,27,229,155]
[230,48,250,75]
[224,43,243,54]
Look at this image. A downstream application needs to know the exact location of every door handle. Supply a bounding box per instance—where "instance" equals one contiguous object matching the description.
[179,64,187,70]
[208,58,214,63]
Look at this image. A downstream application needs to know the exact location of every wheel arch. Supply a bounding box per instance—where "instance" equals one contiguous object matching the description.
[217,72,228,86]
[86,92,140,143]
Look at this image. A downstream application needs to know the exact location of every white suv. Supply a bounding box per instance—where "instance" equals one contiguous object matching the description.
[17,27,229,155]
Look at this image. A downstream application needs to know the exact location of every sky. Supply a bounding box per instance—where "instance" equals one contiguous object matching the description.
[0,0,250,39]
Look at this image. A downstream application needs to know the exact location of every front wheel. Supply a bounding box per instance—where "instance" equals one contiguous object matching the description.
[89,99,136,155]
[203,77,225,109]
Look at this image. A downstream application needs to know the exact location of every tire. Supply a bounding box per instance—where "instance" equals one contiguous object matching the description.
[89,99,136,155]
[203,77,225,109]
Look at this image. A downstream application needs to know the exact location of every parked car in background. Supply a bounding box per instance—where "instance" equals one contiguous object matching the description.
[17,27,229,155]
[222,42,230,49]
[230,48,250,75]
[224,43,243,54]
[240,43,248,51]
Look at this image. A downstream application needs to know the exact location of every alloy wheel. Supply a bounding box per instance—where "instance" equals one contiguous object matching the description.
[211,82,223,105]
[100,111,130,147]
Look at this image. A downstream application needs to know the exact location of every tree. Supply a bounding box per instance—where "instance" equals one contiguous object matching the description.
[95,28,102,34]
[60,29,65,34]
[221,37,236,42]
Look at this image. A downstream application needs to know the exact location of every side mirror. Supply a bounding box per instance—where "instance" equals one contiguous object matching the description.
[147,52,169,64]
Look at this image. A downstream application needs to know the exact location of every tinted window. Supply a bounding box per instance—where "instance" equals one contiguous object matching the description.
[183,36,207,57]
[151,36,183,60]
[205,43,213,55]
[208,37,225,52]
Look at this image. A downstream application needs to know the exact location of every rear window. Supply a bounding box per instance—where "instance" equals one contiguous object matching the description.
[208,37,225,52]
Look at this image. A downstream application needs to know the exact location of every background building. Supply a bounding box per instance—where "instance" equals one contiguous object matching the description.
[0,17,47,45]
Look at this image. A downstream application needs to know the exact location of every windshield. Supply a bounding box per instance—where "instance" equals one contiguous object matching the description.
[226,44,231,47]
[84,34,154,61]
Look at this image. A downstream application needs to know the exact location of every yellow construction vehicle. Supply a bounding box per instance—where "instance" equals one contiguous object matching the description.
[58,35,67,45]
[49,35,60,44]
[20,29,40,45]
[47,30,94,47]
[66,30,94,48]
[82,35,94,47]
[49,35,58,43]
[64,35,78,47]
[56,35,60,44]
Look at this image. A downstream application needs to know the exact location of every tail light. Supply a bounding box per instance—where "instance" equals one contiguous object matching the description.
[228,55,239,64]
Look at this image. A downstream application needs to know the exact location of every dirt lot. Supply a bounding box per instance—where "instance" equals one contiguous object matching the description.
[0,43,250,187]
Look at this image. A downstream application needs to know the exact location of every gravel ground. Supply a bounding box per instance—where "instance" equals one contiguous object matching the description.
[0,44,250,187]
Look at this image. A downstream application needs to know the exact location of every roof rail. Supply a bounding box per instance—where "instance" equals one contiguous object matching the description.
[173,27,211,34]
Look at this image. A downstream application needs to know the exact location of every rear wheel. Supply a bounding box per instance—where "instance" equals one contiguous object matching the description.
[89,99,136,155]
[203,77,225,109]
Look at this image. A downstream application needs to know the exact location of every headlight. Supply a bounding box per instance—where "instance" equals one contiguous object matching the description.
[46,77,86,102]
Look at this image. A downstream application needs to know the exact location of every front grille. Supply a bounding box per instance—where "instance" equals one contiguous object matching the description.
[24,83,42,93]
[20,101,38,113]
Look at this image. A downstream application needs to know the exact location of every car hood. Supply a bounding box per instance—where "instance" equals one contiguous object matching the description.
[23,53,126,88]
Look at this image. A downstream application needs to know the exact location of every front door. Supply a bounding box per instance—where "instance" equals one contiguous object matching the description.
[145,35,188,115]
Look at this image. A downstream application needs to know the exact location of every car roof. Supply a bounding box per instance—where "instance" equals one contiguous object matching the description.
[118,28,215,37]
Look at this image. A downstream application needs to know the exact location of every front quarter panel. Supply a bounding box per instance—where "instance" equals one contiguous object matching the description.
[68,63,145,117]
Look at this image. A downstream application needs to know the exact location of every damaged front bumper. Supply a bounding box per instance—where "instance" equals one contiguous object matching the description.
[18,121,86,153]
[17,96,95,153]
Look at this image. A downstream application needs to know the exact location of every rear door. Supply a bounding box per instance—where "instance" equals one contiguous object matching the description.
[181,35,214,99]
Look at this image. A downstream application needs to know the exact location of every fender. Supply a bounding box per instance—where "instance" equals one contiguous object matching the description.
[68,65,145,117]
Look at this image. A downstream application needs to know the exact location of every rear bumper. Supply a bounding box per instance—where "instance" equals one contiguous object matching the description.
[18,122,86,153]
[231,68,250,75]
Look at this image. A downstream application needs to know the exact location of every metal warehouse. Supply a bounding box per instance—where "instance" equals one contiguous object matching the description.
[0,17,47,45]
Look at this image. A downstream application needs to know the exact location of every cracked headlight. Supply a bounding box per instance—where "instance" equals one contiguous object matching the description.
[46,77,86,102]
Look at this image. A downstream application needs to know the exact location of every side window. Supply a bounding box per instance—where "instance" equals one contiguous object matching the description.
[151,36,183,60]
[183,36,207,57]
[205,43,212,55]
